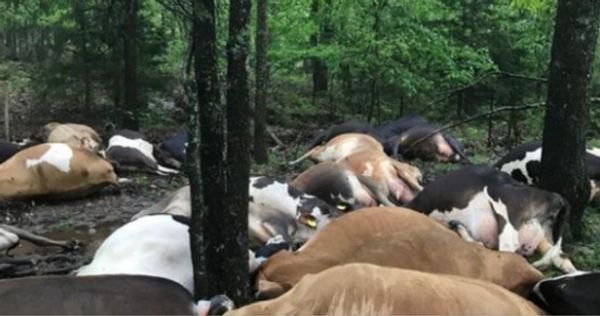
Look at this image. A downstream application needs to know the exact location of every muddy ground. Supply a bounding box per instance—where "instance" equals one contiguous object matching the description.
[0,172,188,278]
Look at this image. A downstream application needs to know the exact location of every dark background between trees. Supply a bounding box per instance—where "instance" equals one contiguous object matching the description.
[1,0,600,303]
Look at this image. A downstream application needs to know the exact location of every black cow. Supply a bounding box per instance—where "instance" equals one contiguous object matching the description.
[159,130,188,162]
[0,140,22,163]
[0,274,231,315]
[496,141,600,205]
[383,123,466,162]
[408,165,576,273]
[374,114,428,140]
[530,272,600,315]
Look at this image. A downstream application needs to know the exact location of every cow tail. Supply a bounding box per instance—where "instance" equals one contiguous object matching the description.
[288,146,322,165]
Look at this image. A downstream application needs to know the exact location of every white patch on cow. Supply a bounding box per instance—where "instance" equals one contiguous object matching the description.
[76,215,194,292]
[315,145,340,162]
[108,135,156,162]
[0,228,19,252]
[586,147,600,157]
[499,147,541,184]
[485,187,520,253]
[25,143,73,173]
[249,177,300,219]
[362,162,374,177]
[590,180,600,202]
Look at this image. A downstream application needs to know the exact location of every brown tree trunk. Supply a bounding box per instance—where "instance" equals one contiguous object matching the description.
[311,0,329,97]
[254,0,269,164]
[539,0,600,240]
[75,0,92,112]
[123,0,139,129]
[224,0,252,304]
[189,0,227,300]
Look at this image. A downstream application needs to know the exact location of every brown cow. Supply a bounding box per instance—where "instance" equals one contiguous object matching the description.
[0,143,117,201]
[234,264,543,316]
[289,133,383,165]
[341,150,423,204]
[41,122,104,155]
[256,207,543,299]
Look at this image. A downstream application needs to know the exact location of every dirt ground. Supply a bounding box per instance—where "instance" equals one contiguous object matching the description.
[0,172,188,278]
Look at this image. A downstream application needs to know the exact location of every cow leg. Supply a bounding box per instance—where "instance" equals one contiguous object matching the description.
[448,220,483,245]
[0,225,77,250]
[532,237,577,273]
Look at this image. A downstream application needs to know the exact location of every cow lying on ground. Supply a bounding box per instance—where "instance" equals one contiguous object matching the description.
[255,207,543,299]
[496,141,600,205]
[307,121,376,148]
[0,143,118,201]
[291,162,395,208]
[341,150,423,204]
[408,165,576,273]
[0,224,76,254]
[531,271,600,315]
[234,264,542,316]
[131,176,336,246]
[76,214,270,294]
[104,127,178,175]
[0,274,231,315]
[158,130,188,167]
[33,122,104,156]
[0,140,26,164]
[290,133,383,165]
[384,123,466,162]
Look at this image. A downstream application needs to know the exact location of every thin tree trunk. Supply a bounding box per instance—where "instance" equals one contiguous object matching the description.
[190,0,227,301]
[75,0,92,112]
[123,0,139,129]
[311,0,328,97]
[539,0,600,240]
[224,0,251,305]
[253,0,269,164]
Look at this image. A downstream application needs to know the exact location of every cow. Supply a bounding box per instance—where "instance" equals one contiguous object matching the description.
[289,133,383,165]
[307,121,375,148]
[408,164,576,273]
[130,176,337,246]
[0,140,25,163]
[0,143,118,201]
[255,207,543,300]
[340,150,423,204]
[290,162,395,209]
[77,214,263,294]
[0,224,76,254]
[496,141,600,205]
[233,264,543,316]
[531,271,600,315]
[374,114,429,140]
[34,122,104,156]
[104,127,179,175]
[0,275,232,315]
[384,123,466,162]
[159,130,188,163]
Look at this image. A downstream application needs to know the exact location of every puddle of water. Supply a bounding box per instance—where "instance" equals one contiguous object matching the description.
[9,221,121,257]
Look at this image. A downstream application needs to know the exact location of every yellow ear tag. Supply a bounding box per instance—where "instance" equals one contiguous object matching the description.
[306,218,317,229]
[337,204,348,211]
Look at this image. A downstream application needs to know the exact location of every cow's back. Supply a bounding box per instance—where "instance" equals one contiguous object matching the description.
[236,264,543,315]
[257,207,543,298]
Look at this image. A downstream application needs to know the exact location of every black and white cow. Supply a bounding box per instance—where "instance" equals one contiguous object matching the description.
[291,162,394,209]
[76,214,260,294]
[496,141,600,205]
[530,271,600,315]
[131,176,337,246]
[0,274,232,315]
[104,127,178,175]
[382,123,467,162]
[408,165,576,273]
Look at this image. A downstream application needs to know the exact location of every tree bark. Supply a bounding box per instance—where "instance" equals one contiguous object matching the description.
[311,0,329,96]
[253,0,269,164]
[224,0,251,304]
[123,0,139,129]
[74,0,92,112]
[190,0,227,300]
[539,0,600,240]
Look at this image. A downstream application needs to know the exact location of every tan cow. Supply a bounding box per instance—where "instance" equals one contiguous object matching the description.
[42,122,104,155]
[341,150,423,204]
[233,264,543,316]
[0,143,117,201]
[289,133,383,165]
[256,207,543,299]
